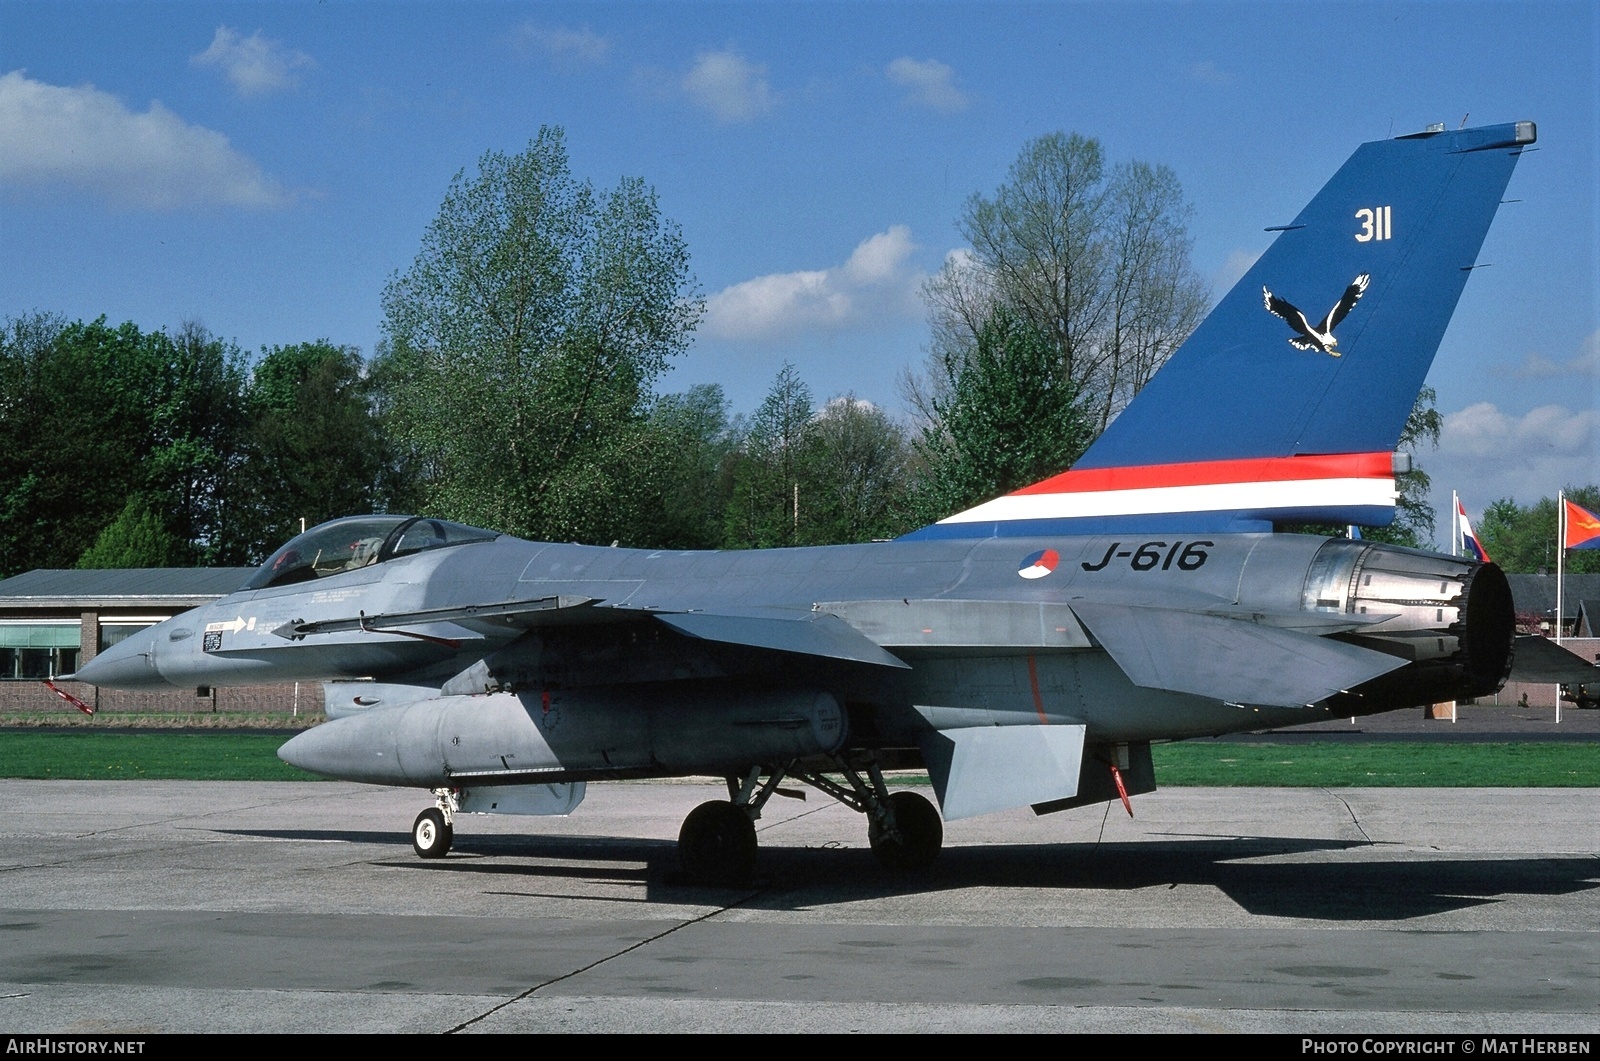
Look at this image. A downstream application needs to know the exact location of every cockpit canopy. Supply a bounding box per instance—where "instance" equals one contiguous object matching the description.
[244,515,499,590]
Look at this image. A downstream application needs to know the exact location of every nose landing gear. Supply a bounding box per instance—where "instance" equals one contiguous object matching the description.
[411,789,458,858]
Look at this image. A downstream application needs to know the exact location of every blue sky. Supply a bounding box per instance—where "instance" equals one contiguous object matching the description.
[2,1,1595,539]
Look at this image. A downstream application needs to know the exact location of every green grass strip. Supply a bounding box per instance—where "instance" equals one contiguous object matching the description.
[1151,741,1600,787]
[0,732,320,781]
[0,732,1595,786]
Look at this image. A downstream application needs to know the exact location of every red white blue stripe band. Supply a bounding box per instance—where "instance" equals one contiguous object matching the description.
[936,453,1396,526]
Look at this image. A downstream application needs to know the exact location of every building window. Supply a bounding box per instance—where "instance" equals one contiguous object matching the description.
[0,622,81,681]
[99,620,162,653]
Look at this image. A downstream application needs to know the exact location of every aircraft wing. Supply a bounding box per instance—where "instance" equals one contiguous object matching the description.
[1507,636,1600,683]
[1068,601,1408,707]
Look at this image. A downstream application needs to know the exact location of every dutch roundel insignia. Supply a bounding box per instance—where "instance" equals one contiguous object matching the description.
[1017,548,1059,580]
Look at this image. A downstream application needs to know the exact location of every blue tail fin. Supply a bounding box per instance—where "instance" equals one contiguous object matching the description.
[907,120,1534,541]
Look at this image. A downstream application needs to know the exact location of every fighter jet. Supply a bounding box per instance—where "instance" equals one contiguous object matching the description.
[74,121,1537,883]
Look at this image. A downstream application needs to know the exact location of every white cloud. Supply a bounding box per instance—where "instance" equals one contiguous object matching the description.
[0,71,290,210]
[820,395,879,416]
[1499,330,1600,379]
[1441,402,1596,458]
[886,57,967,113]
[191,27,314,97]
[682,50,773,123]
[1426,400,1600,516]
[703,226,923,342]
[511,24,610,65]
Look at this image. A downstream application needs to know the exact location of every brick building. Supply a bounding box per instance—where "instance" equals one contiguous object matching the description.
[0,568,321,715]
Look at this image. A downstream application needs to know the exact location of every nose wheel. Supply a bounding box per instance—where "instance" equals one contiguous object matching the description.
[412,807,453,858]
[411,791,459,859]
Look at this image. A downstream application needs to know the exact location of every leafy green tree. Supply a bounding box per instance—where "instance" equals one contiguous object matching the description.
[914,308,1093,522]
[1359,386,1442,548]
[1479,486,1600,574]
[377,127,700,543]
[0,312,68,574]
[144,322,250,564]
[1,316,179,573]
[232,341,391,561]
[634,384,735,550]
[804,396,916,543]
[724,363,815,548]
[75,499,186,568]
[0,314,255,572]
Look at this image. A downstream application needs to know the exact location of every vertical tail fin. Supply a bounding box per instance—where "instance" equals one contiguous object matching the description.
[910,121,1534,540]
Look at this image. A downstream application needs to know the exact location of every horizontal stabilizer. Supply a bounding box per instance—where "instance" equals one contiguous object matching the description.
[655,611,911,669]
[1070,601,1407,707]
[919,723,1086,820]
[1508,636,1600,683]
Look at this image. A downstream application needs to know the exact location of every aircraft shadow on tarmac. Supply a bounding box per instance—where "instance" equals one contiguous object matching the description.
[221,828,1600,922]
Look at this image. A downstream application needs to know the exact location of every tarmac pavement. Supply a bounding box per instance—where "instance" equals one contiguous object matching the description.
[0,778,1594,1033]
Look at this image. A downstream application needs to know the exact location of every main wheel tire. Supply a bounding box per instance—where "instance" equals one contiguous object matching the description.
[869,791,943,871]
[412,807,453,859]
[677,800,758,884]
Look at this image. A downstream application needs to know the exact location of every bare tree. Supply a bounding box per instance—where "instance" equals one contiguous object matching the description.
[913,132,1209,447]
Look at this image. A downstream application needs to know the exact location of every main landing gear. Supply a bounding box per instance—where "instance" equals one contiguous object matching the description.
[675,755,943,884]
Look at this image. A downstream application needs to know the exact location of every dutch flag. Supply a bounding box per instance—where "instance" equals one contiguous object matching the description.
[1458,497,1490,563]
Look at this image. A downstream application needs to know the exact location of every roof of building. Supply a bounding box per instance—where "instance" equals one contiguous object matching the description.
[0,568,255,609]
[1504,573,1600,618]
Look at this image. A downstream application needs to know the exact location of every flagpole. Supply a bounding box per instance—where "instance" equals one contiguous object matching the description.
[1452,490,1460,557]
[1555,491,1564,723]
[1556,490,1565,646]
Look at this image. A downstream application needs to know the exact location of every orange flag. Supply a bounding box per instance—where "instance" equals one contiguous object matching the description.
[1565,499,1600,550]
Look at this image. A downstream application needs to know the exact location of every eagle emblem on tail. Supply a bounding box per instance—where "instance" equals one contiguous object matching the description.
[1263,273,1370,356]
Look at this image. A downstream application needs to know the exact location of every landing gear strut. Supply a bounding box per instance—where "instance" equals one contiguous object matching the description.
[411,789,457,859]
[674,756,945,883]
[792,756,942,871]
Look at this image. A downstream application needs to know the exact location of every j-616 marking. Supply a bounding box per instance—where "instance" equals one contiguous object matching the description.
[1080,540,1213,572]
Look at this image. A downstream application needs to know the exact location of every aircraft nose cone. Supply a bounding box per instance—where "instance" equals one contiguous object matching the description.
[73,628,172,689]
